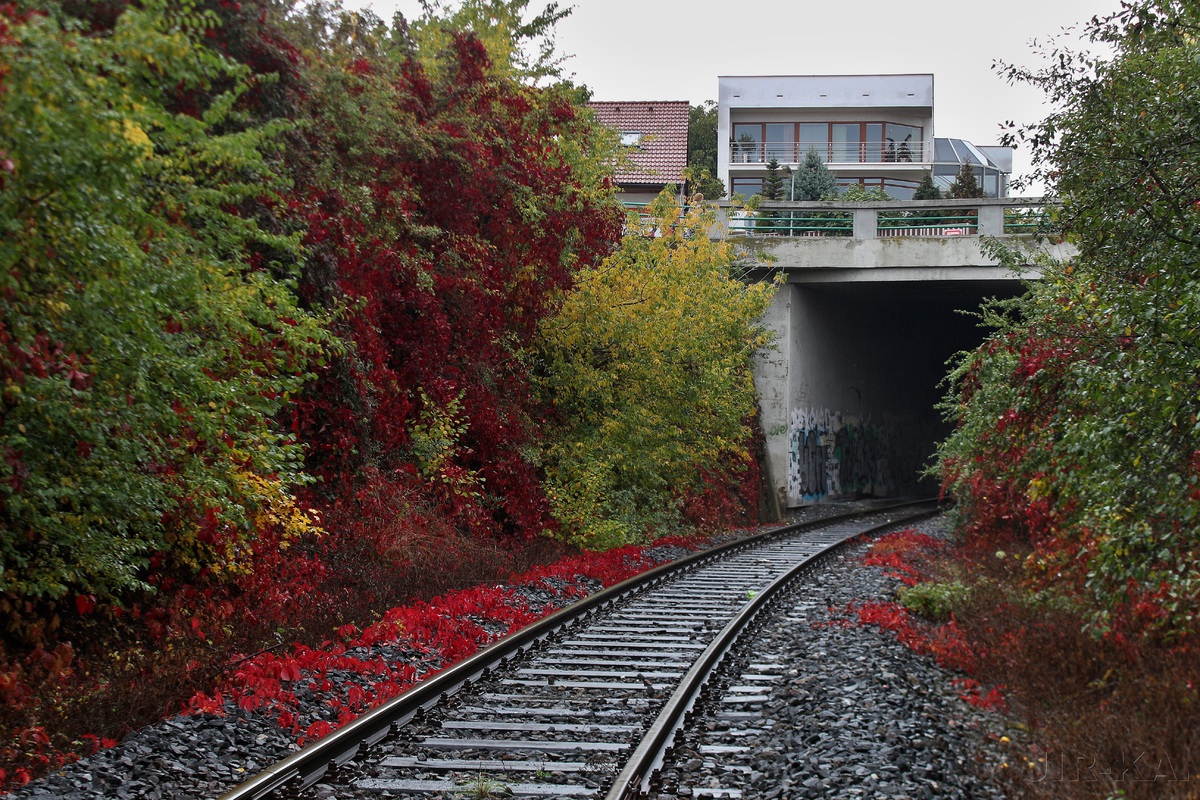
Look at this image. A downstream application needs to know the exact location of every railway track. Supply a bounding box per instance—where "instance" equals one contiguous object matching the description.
[218,500,940,800]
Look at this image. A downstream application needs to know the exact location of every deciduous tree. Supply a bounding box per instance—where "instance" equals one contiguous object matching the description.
[686,100,724,199]
[287,1,622,544]
[938,0,1200,637]
[0,3,329,604]
[535,194,777,549]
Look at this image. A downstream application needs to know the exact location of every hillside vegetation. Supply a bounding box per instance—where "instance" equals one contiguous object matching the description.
[930,2,1200,794]
[0,0,771,785]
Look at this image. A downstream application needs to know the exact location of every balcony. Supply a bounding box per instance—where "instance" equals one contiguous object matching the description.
[729,140,928,165]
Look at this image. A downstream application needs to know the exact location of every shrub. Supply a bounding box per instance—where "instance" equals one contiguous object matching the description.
[899,581,968,622]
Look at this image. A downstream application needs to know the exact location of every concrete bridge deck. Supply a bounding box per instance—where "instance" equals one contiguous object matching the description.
[711,198,1073,515]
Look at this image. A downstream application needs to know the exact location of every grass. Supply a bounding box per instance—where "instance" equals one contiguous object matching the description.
[455,772,512,799]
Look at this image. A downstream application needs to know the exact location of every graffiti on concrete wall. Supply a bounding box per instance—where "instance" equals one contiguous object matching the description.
[787,408,929,505]
[788,408,838,502]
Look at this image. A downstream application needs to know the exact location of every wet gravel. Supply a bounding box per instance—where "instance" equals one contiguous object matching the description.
[9,504,1015,800]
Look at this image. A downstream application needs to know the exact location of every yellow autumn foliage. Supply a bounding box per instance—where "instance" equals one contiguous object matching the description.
[536,192,777,549]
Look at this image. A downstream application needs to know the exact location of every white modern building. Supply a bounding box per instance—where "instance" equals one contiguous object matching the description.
[718,74,1011,200]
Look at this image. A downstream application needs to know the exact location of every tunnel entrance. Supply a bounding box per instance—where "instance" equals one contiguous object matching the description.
[755,278,1025,509]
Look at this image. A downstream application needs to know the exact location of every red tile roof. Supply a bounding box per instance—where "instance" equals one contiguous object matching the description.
[588,101,690,188]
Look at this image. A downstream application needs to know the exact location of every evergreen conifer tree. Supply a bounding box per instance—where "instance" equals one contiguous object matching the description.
[947,160,986,198]
[912,171,943,221]
[913,171,942,200]
[762,156,785,200]
[789,148,838,201]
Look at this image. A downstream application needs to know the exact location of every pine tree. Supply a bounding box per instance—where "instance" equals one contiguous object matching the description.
[790,148,838,201]
[911,171,943,220]
[913,171,942,200]
[762,156,785,200]
[947,160,985,198]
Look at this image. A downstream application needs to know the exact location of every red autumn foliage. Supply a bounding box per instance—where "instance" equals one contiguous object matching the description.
[180,531,718,747]
[852,530,1003,708]
[683,415,770,532]
[858,526,1200,799]
[862,529,945,586]
[0,2,759,791]
[287,29,622,546]
[852,600,979,675]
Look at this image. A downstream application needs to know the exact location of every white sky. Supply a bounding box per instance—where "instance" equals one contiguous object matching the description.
[338,0,1118,192]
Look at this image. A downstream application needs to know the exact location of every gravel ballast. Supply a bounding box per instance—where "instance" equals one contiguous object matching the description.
[662,515,1010,799]
[9,508,1014,799]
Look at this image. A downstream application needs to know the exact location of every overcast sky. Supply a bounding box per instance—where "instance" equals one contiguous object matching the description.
[338,0,1118,192]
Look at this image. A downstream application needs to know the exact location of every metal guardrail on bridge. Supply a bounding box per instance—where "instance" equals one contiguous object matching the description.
[718,198,1054,239]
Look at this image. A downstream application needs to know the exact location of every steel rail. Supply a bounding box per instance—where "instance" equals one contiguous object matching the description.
[217,498,938,800]
[602,508,940,799]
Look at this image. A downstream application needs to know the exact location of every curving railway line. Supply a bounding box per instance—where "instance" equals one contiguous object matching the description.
[218,500,942,800]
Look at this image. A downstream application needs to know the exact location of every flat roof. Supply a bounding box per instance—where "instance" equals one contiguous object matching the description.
[719,74,934,109]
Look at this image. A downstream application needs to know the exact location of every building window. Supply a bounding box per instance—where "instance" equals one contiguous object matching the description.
[732,123,763,162]
[620,131,643,147]
[764,123,793,162]
[798,124,826,162]
[884,124,920,162]
[731,177,764,198]
[883,179,919,200]
[730,121,926,164]
[834,178,920,199]
[831,124,862,163]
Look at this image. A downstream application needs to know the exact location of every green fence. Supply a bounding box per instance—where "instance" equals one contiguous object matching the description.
[876,210,978,237]
[739,212,854,237]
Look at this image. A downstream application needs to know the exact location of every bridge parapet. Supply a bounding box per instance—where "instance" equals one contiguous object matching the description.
[732,198,1072,509]
[714,197,1054,239]
[709,197,1072,281]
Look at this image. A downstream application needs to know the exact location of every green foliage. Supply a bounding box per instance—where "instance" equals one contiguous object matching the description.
[939,1,1200,636]
[682,165,725,201]
[536,194,777,549]
[687,101,723,198]
[0,6,328,602]
[913,171,942,201]
[286,0,621,546]
[946,160,985,198]
[789,148,837,201]
[688,101,718,174]
[834,184,893,202]
[399,0,571,83]
[455,773,511,799]
[910,172,944,220]
[899,581,968,622]
[761,157,785,201]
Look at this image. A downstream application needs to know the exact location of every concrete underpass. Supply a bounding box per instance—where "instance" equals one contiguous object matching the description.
[730,199,1072,511]
[755,278,1025,511]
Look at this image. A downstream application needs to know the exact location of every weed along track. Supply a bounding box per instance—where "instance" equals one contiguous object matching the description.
[218,501,939,800]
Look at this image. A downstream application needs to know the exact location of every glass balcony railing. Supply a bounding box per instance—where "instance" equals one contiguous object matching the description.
[729,140,927,165]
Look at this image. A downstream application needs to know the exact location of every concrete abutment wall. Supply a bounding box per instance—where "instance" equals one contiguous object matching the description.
[756,279,1023,509]
[734,201,1072,510]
